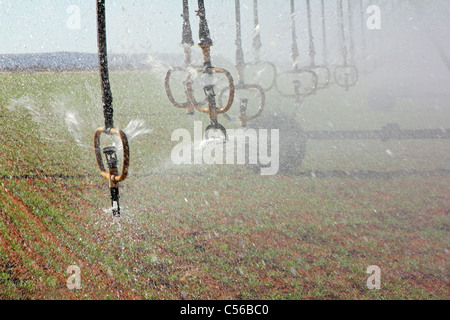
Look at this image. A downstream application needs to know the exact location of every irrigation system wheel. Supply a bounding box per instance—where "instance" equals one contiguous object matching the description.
[246,111,307,175]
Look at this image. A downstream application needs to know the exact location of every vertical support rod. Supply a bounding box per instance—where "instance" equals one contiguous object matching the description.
[96,0,114,130]
[252,0,262,62]
[306,0,316,66]
[347,0,355,65]
[182,0,195,65]
[235,0,246,83]
[337,0,348,65]
[290,0,300,69]
[320,0,328,65]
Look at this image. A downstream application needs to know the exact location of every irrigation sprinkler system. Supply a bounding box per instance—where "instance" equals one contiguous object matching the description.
[217,0,265,128]
[184,0,236,140]
[3,1,450,216]
[304,0,331,90]
[162,0,450,174]
[334,0,359,91]
[95,0,449,209]
[93,0,130,217]
[245,0,278,92]
[275,0,318,106]
[164,0,206,115]
[164,0,235,140]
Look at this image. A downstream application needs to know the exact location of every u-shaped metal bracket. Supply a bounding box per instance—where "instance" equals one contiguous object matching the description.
[218,82,265,128]
[305,64,331,90]
[185,67,235,116]
[164,66,207,115]
[275,68,319,98]
[334,64,359,91]
[245,60,278,92]
[94,127,129,185]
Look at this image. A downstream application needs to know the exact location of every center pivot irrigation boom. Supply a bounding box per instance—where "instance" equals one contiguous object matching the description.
[93,0,130,217]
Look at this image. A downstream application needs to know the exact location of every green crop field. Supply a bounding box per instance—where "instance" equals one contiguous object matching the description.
[0,70,449,300]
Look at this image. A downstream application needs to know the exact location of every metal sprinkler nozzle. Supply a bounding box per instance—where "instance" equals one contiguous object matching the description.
[103,146,118,169]
[103,145,120,217]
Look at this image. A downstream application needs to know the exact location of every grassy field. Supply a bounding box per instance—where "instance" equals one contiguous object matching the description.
[0,69,449,300]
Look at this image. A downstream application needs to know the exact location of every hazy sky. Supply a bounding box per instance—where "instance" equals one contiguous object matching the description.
[0,0,276,54]
[0,0,373,57]
[1,0,449,69]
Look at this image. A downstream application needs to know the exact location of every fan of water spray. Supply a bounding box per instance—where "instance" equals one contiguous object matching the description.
[196,133,225,152]
[63,111,83,145]
[122,119,154,141]
[97,119,153,165]
[9,96,45,124]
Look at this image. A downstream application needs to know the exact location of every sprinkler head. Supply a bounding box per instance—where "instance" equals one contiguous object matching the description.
[239,98,249,113]
[203,84,216,98]
[103,146,118,170]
